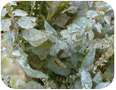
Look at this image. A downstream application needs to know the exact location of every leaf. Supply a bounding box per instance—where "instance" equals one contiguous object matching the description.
[50,40,68,56]
[12,9,28,16]
[82,48,96,70]
[53,13,70,27]
[85,10,98,18]
[75,79,82,89]
[1,19,11,31]
[95,2,106,9]
[22,28,52,47]
[44,21,57,35]
[17,17,36,29]
[88,30,94,40]
[95,23,102,33]
[88,1,93,8]
[47,57,72,76]
[25,81,44,89]
[95,82,110,89]
[93,72,102,84]
[8,1,17,6]
[81,70,92,89]
[104,16,111,25]
[12,50,48,78]
[1,8,8,18]
[70,53,78,67]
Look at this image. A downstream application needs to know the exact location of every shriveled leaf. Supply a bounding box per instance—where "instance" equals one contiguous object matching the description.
[104,16,111,25]
[12,50,48,78]
[85,10,98,18]
[95,82,110,89]
[95,23,102,33]
[93,72,102,84]
[17,17,36,29]
[81,70,92,89]
[25,81,44,89]
[12,9,28,16]
[44,21,57,35]
[88,30,94,40]
[1,19,11,31]
[82,48,96,70]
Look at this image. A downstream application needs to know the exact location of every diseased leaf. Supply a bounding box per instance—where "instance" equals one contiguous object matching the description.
[88,30,94,40]
[17,17,36,29]
[44,21,57,35]
[95,82,110,89]
[93,72,102,84]
[12,9,28,16]
[25,81,44,89]
[22,28,52,47]
[81,70,92,89]
[95,23,102,33]
[88,1,93,8]
[85,10,98,18]
[82,48,96,70]
[12,50,48,78]
[1,19,11,31]
[104,16,111,25]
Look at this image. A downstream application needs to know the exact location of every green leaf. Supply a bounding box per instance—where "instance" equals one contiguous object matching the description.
[81,70,92,89]
[93,72,102,84]
[44,21,57,35]
[88,1,93,8]
[12,9,28,16]
[1,8,8,18]
[82,48,96,70]
[95,2,106,9]
[85,10,98,18]
[1,19,11,31]
[70,53,78,67]
[95,23,102,33]
[17,17,36,29]
[104,16,111,25]
[25,81,44,89]
[75,79,82,89]
[95,82,110,89]
[12,50,48,78]
[47,57,72,76]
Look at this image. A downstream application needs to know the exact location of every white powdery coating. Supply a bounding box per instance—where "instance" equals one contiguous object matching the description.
[1,19,11,31]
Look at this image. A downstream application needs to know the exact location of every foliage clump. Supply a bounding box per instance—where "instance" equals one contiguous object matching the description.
[1,1,114,89]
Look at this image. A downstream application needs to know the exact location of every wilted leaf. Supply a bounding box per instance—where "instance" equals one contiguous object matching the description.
[95,23,102,33]
[85,10,98,18]
[104,16,111,25]
[12,9,28,16]
[25,81,44,89]
[12,50,48,78]
[82,48,96,70]
[93,72,102,84]
[17,17,36,29]
[81,70,92,89]
[1,19,11,31]
[44,21,57,35]
[95,82,110,89]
